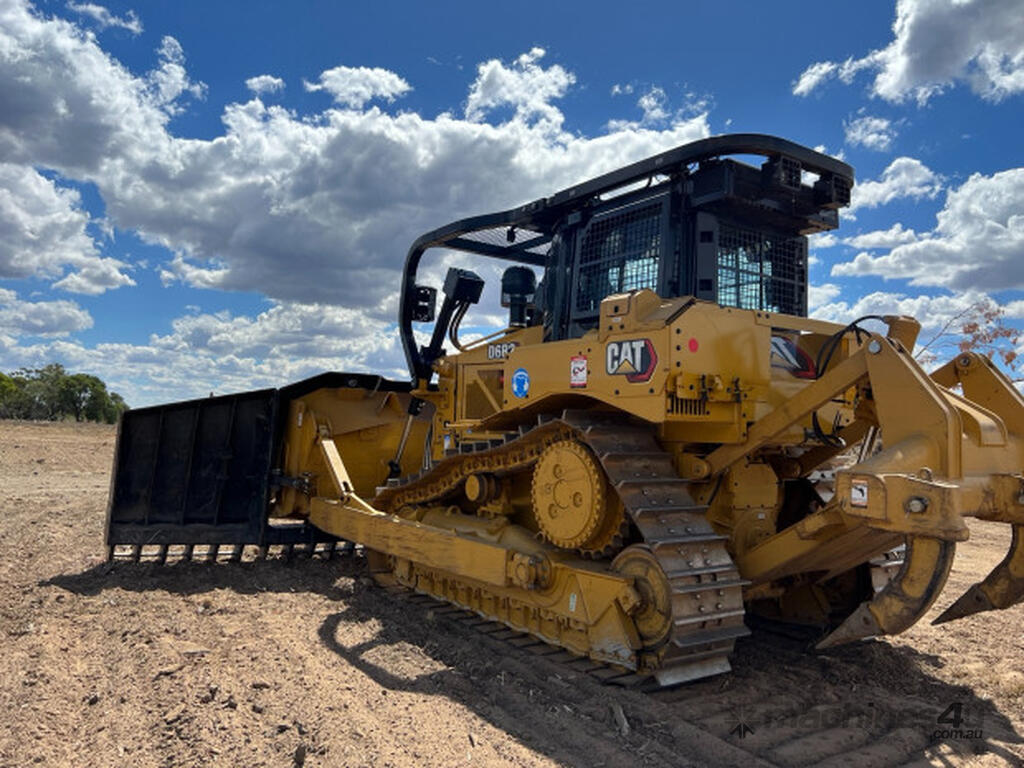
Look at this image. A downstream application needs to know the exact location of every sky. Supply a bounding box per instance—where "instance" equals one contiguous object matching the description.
[1,0,1023,406]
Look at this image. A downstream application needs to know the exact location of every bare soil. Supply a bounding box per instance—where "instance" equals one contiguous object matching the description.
[0,419,1022,767]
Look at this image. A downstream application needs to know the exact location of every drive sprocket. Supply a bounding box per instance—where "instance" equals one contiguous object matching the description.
[530,439,625,555]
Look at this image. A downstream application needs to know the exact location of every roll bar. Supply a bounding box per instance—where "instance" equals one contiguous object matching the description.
[398,134,854,383]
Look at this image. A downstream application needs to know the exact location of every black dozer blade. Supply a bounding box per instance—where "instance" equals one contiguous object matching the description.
[105,372,412,560]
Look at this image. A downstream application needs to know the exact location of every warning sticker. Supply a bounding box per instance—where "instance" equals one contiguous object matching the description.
[850,479,869,508]
[511,368,530,399]
[570,355,587,388]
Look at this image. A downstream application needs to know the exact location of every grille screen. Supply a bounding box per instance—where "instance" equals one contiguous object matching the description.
[574,203,662,315]
[716,223,805,315]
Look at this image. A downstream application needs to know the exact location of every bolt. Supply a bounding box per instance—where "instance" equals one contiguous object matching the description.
[867,340,882,354]
[906,497,929,514]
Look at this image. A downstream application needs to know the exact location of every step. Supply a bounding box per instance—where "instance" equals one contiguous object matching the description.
[671,624,751,648]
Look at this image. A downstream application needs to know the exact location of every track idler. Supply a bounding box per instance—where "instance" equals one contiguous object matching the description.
[933,523,1024,624]
[817,536,955,649]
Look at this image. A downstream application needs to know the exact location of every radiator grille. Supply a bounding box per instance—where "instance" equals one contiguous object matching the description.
[716,223,805,315]
[668,394,710,417]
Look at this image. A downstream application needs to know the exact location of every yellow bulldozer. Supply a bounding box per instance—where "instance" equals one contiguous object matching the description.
[106,134,1024,687]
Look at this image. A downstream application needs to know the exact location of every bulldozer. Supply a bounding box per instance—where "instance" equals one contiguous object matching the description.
[106,134,1024,687]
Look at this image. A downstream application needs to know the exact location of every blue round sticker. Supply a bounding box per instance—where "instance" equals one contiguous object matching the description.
[511,367,530,398]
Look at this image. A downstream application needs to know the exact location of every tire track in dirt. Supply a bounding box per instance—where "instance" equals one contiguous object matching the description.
[360,585,1023,767]
[3,420,1023,767]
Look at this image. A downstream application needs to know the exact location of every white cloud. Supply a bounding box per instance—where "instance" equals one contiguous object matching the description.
[832,167,1024,291]
[792,61,838,96]
[52,255,134,294]
[794,0,1024,104]
[0,163,134,293]
[848,157,942,215]
[808,282,841,311]
[637,87,669,123]
[304,65,411,108]
[66,2,141,34]
[0,1,719,400]
[843,222,918,249]
[147,36,207,116]
[0,300,408,405]
[0,3,710,315]
[464,47,575,128]
[844,115,896,151]
[605,86,710,133]
[0,164,96,278]
[808,232,839,250]
[0,288,93,337]
[610,83,634,96]
[245,74,284,95]
[812,289,994,333]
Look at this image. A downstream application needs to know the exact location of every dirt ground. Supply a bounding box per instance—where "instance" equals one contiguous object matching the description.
[0,419,1022,768]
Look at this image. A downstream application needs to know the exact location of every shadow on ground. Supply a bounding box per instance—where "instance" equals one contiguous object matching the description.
[317,579,1023,767]
[42,553,362,601]
[41,554,1024,767]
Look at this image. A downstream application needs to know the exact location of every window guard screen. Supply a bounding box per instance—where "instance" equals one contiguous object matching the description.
[573,202,662,318]
[716,223,805,315]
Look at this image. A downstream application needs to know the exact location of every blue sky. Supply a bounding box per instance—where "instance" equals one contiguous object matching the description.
[2,0,1023,405]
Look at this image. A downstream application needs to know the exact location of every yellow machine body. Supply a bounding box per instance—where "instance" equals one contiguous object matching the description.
[270,292,1024,684]
[108,135,1024,687]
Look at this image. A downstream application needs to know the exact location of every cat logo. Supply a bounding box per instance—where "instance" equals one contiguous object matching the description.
[605,338,658,383]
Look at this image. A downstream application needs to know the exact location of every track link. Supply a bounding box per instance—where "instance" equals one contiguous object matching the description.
[374,408,750,686]
[563,411,750,685]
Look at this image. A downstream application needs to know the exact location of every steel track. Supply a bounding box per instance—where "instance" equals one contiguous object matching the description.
[373,409,750,687]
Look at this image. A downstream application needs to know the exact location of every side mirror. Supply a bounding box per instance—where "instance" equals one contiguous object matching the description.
[411,285,437,322]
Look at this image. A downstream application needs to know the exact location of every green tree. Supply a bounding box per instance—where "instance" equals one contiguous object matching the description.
[0,364,129,422]
[14,363,67,420]
[105,391,129,424]
[0,372,21,419]
[59,373,94,421]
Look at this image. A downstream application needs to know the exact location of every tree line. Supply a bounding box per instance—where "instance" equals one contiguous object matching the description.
[0,364,128,423]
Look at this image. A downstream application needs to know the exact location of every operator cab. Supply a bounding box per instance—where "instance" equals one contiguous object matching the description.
[400,134,852,383]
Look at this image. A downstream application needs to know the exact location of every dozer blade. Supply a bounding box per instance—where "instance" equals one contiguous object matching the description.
[105,372,411,559]
[933,523,1024,624]
[817,536,955,649]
